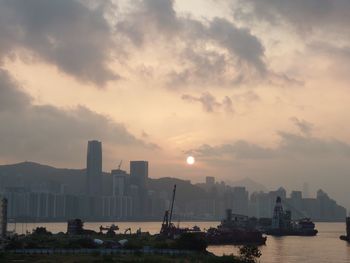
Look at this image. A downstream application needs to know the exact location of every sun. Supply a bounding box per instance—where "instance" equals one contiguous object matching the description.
[186,156,195,165]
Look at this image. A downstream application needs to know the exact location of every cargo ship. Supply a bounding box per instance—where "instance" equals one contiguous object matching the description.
[264,196,318,236]
[206,209,267,245]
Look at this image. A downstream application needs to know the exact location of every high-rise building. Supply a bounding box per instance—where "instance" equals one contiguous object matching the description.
[206,176,215,186]
[303,182,310,198]
[232,187,249,215]
[86,140,102,196]
[130,161,148,189]
[130,161,148,218]
[111,169,128,197]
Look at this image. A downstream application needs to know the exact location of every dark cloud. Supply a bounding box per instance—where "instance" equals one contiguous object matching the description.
[277,131,350,157]
[0,69,155,164]
[235,0,350,35]
[182,92,234,113]
[0,0,118,86]
[190,141,275,159]
[117,0,179,46]
[290,117,314,135]
[118,0,269,87]
[167,48,230,88]
[190,131,350,160]
[0,70,31,111]
[207,17,266,73]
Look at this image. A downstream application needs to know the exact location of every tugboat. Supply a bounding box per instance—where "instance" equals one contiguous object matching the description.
[265,196,318,236]
[339,217,350,242]
[206,209,267,245]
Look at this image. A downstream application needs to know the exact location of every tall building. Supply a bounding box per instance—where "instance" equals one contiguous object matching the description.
[303,182,310,198]
[130,161,148,189]
[111,169,128,197]
[206,176,215,186]
[130,161,148,218]
[232,187,249,215]
[86,140,103,196]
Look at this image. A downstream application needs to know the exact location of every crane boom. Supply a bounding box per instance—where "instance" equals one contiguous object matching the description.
[118,160,123,170]
[169,184,176,225]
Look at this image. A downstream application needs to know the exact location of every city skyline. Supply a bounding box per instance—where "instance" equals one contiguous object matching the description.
[0,1,350,213]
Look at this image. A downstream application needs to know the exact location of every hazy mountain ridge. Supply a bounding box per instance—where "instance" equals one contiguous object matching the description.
[0,162,209,200]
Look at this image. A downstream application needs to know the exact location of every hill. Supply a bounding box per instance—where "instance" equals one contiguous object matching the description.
[0,161,111,194]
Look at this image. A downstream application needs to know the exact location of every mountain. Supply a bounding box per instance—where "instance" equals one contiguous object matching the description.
[0,161,111,194]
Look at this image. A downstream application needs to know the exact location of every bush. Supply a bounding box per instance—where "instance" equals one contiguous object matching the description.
[32,227,52,236]
[5,238,24,249]
[124,240,143,250]
[175,233,207,251]
[239,245,262,263]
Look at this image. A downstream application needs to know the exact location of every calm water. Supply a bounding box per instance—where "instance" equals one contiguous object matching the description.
[8,221,350,263]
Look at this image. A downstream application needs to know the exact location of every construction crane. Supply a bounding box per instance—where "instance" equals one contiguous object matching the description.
[160,184,176,236]
[118,160,123,170]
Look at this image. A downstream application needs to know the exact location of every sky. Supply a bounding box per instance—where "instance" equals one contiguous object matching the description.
[0,0,350,209]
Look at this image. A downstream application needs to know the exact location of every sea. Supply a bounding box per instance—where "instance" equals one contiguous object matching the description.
[8,221,350,263]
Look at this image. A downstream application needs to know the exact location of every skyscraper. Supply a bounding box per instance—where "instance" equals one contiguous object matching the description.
[111,168,127,196]
[130,161,148,218]
[86,140,102,196]
[130,161,148,189]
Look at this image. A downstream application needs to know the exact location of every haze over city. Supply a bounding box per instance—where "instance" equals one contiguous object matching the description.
[0,0,350,212]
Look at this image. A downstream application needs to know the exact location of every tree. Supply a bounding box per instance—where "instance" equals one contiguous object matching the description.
[239,245,262,263]
[32,227,52,236]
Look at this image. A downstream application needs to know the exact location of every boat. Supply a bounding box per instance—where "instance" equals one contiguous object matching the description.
[264,196,318,236]
[205,209,267,245]
[339,217,350,242]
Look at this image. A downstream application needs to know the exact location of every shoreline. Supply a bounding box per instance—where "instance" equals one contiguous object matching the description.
[7,219,345,223]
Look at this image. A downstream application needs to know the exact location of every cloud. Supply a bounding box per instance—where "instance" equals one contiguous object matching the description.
[207,17,266,73]
[118,0,270,88]
[234,0,350,35]
[290,117,314,135]
[0,0,300,89]
[117,0,179,46]
[0,0,118,86]
[189,131,350,160]
[233,90,260,103]
[189,141,275,159]
[187,130,350,209]
[182,92,234,113]
[0,69,155,164]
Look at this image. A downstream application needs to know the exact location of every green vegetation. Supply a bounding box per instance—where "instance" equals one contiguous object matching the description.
[0,253,250,263]
[3,228,262,263]
[239,245,262,263]
[5,228,209,251]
